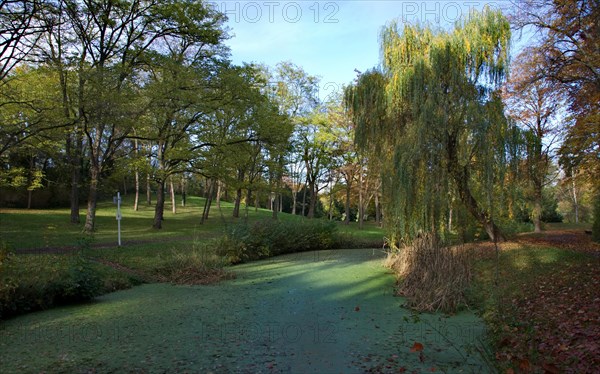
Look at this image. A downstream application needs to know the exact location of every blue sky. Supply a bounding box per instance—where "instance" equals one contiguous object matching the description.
[209,1,518,98]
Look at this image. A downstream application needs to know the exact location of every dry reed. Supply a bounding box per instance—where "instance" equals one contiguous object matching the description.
[385,233,472,313]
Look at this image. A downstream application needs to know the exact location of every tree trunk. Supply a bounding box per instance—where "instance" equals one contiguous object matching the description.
[344,181,352,225]
[233,169,245,218]
[26,155,34,209]
[201,180,214,224]
[216,180,222,208]
[375,191,381,226]
[448,135,504,241]
[153,180,165,229]
[58,49,81,224]
[307,178,317,218]
[292,191,297,215]
[572,176,579,223]
[204,190,213,222]
[180,178,186,207]
[358,170,364,229]
[170,178,176,214]
[451,166,504,241]
[532,183,543,233]
[134,139,139,211]
[70,165,81,223]
[302,184,307,216]
[246,189,253,210]
[134,170,140,211]
[308,186,317,219]
[233,187,242,218]
[328,176,334,220]
[272,193,279,220]
[84,166,100,233]
[146,174,152,205]
[68,134,82,224]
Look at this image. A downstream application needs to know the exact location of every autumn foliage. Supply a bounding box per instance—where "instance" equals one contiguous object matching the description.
[474,230,600,373]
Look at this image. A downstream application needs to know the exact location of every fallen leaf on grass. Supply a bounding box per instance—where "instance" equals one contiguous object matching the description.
[519,358,530,372]
[541,363,560,374]
[410,342,424,352]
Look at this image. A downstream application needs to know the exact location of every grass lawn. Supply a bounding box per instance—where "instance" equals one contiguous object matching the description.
[0,195,384,250]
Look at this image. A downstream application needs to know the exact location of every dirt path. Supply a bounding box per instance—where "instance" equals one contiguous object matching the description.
[517,229,600,255]
[0,248,490,373]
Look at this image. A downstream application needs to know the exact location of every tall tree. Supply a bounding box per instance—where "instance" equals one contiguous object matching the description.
[511,0,600,181]
[347,9,512,242]
[189,64,290,222]
[504,48,564,232]
[195,65,260,220]
[299,111,339,218]
[36,1,86,223]
[263,62,320,217]
[140,35,226,229]
[46,0,228,232]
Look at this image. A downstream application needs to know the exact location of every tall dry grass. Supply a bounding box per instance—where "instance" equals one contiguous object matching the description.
[384,233,472,313]
[152,246,234,285]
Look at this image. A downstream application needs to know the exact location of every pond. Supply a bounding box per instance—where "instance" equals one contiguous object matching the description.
[0,248,490,373]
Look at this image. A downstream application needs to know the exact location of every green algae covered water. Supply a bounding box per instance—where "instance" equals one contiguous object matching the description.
[0,249,492,373]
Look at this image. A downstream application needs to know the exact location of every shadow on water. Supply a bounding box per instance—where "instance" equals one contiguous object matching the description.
[0,248,492,373]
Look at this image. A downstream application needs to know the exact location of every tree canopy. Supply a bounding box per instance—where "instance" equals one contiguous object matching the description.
[347,8,513,243]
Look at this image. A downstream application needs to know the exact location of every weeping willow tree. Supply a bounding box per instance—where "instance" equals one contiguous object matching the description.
[346,8,513,243]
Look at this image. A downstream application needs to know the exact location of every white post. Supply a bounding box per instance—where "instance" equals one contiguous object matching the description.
[116,191,122,246]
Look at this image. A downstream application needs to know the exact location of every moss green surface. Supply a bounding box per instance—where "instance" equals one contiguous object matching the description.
[0,249,490,373]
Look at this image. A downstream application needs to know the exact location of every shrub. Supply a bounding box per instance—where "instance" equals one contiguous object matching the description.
[152,244,233,285]
[0,254,104,319]
[332,232,384,249]
[0,241,13,268]
[497,220,534,239]
[385,233,472,313]
[213,219,337,264]
[60,256,104,302]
